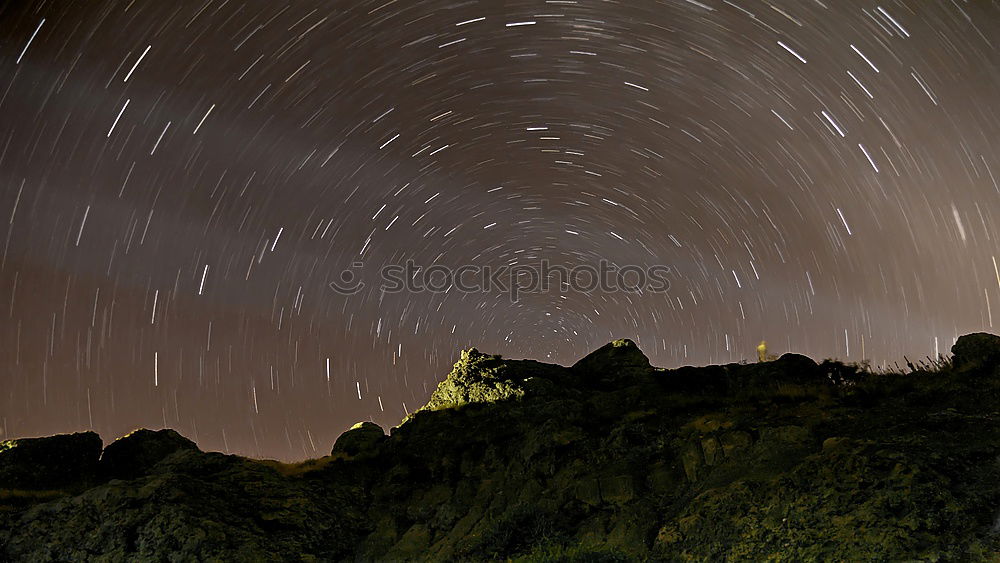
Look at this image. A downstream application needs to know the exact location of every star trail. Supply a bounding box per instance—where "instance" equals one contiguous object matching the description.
[2,0,1000,459]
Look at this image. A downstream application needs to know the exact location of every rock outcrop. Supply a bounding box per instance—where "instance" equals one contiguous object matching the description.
[3,334,1000,560]
[572,338,652,384]
[952,332,1000,373]
[331,422,387,457]
[0,432,102,489]
[100,428,199,480]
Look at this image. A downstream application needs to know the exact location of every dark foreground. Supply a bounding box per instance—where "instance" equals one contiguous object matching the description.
[4,334,1000,561]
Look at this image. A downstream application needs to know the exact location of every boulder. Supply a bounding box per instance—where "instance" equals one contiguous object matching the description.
[951,333,1000,372]
[775,352,820,373]
[0,431,102,489]
[100,428,198,480]
[756,353,821,384]
[332,422,386,456]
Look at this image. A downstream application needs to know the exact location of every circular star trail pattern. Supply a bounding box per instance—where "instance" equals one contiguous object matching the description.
[2,0,1000,459]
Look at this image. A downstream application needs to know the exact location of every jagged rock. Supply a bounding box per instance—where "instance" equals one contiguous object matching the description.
[572,338,652,383]
[951,332,1000,372]
[0,432,101,489]
[418,348,538,412]
[100,428,198,480]
[332,422,387,456]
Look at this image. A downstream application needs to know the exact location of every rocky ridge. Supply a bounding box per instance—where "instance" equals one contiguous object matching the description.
[3,334,1000,560]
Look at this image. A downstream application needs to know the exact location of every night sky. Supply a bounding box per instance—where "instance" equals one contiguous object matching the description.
[2,0,1000,460]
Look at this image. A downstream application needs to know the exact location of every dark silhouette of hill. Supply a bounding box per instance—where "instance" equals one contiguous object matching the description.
[3,334,1000,560]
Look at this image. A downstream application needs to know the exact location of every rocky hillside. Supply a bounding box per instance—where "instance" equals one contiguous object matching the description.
[4,334,1000,560]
